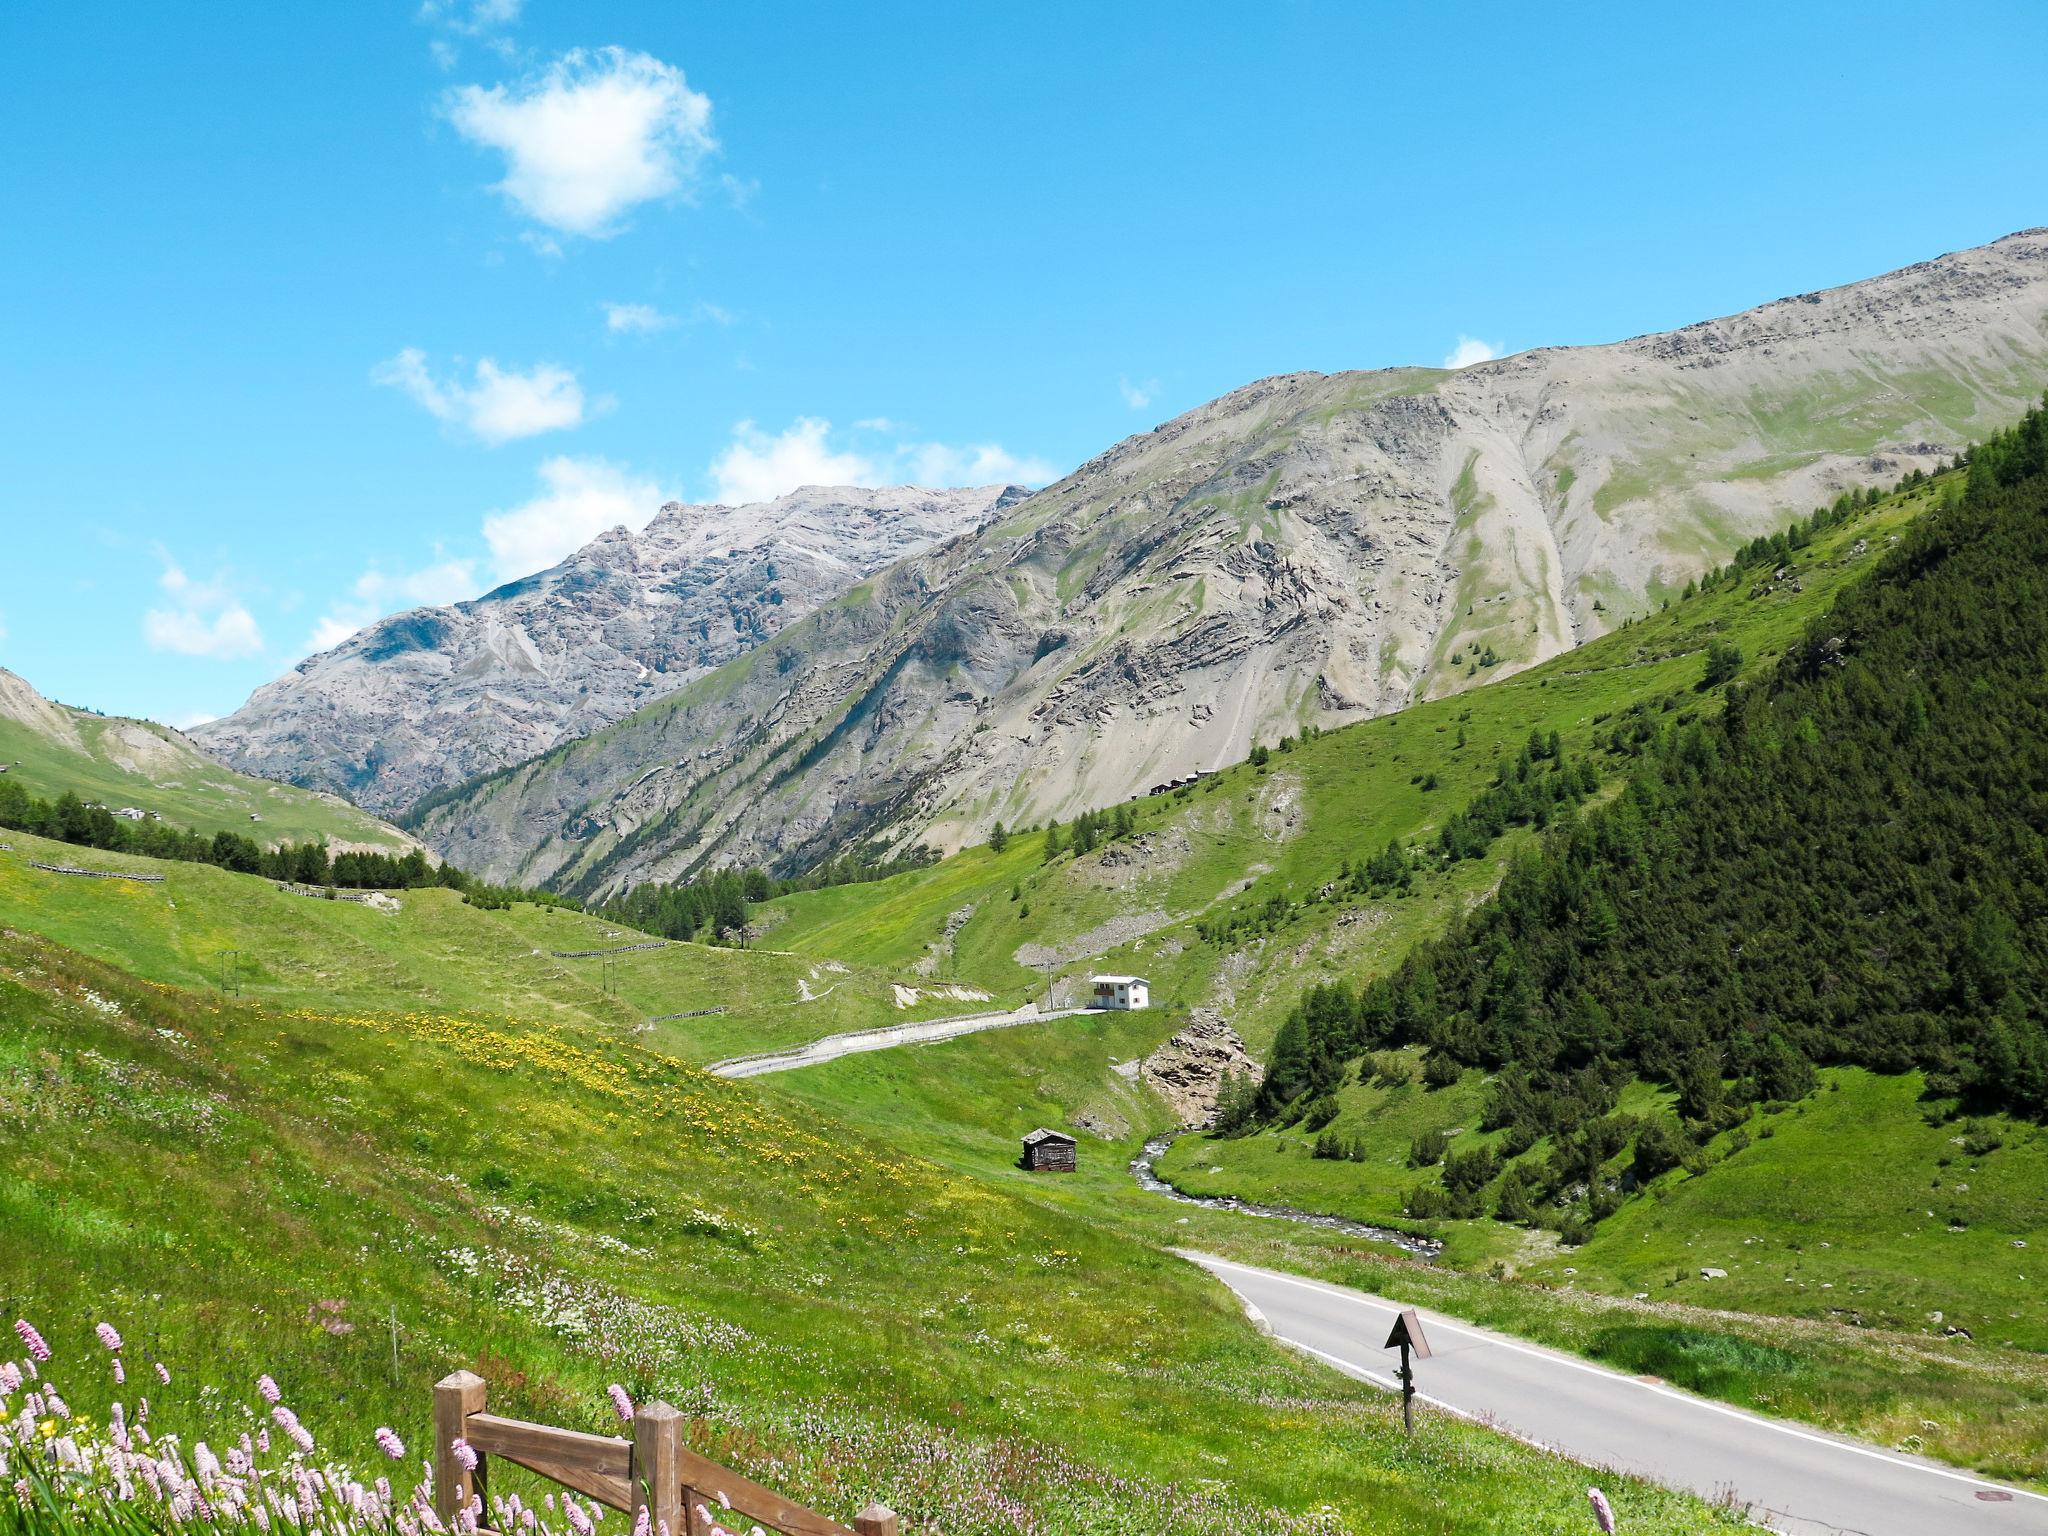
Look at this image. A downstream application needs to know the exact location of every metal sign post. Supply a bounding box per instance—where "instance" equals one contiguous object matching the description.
[1382,1307,1433,1435]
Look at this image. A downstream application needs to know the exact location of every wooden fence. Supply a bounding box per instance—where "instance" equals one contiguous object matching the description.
[434,1372,898,1536]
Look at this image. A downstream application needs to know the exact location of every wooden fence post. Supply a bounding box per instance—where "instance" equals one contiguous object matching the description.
[633,1400,683,1536]
[854,1503,900,1536]
[433,1370,487,1526]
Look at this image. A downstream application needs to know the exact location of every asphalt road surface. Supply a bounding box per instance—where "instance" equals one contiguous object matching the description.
[1187,1252,2048,1536]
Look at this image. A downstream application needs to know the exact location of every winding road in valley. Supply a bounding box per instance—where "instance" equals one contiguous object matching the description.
[707,1003,1086,1077]
[1187,1253,2048,1536]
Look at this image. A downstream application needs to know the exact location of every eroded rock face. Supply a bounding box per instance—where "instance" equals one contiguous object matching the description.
[1142,1010,1264,1128]
[412,230,2048,893]
[195,485,1024,815]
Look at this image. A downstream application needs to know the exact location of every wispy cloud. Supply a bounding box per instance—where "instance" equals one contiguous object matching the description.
[603,301,675,334]
[443,47,717,238]
[708,418,1057,504]
[372,348,589,444]
[306,556,481,654]
[1119,375,1159,410]
[418,0,520,70]
[143,556,265,660]
[1442,335,1502,370]
[481,455,672,580]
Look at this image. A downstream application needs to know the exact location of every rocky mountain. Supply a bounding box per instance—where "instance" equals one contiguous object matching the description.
[196,485,1025,814]
[409,229,2048,896]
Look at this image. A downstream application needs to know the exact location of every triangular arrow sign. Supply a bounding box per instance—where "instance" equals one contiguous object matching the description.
[1383,1307,1433,1359]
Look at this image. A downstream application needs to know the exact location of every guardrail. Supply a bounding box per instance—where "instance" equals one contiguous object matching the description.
[28,861,166,883]
[433,1372,898,1536]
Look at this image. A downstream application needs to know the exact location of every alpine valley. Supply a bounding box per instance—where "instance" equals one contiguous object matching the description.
[273,228,2048,897]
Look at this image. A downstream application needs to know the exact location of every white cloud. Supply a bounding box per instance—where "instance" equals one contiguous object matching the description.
[306,557,481,654]
[482,455,670,580]
[443,47,716,238]
[420,0,522,34]
[1119,375,1159,410]
[372,348,587,444]
[708,417,1057,504]
[709,419,875,505]
[171,710,219,731]
[1442,335,1502,370]
[603,301,674,334]
[419,0,519,69]
[901,440,1059,488]
[143,559,265,660]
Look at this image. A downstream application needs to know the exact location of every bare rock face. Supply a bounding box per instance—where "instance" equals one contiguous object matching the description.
[408,230,2048,894]
[195,484,1024,815]
[1142,1010,1263,1128]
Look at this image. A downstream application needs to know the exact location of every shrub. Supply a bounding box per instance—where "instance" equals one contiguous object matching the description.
[1409,1128,1448,1167]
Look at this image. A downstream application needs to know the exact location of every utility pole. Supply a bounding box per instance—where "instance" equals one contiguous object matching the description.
[1383,1308,1433,1435]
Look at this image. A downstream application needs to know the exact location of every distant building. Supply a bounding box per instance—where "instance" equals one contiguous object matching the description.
[249,813,262,822]
[111,807,147,821]
[1020,1128,1077,1173]
[1089,974,1149,1010]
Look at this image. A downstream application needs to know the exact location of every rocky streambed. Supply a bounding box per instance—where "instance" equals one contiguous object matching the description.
[1130,1135,1444,1260]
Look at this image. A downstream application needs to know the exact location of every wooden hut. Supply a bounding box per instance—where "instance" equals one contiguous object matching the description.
[1020,1128,1077,1173]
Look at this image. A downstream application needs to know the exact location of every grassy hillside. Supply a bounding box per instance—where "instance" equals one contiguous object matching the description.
[0,898,1735,1535]
[763,471,1938,1057]
[0,666,413,852]
[0,830,1035,1065]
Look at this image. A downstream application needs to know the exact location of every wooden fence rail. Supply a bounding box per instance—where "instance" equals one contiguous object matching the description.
[434,1372,897,1536]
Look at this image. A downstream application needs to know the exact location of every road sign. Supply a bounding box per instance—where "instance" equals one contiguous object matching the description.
[1383,1307,1432,1433]
[1383,1308,1432,1358]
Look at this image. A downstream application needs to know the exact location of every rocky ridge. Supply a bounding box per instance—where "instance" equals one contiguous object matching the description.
[196,484,1024,814]
[405,232,2048,893]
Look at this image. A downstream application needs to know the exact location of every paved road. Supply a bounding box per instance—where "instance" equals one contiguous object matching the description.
[708,1004,1086,1078]
[1187,1253,2048,1536]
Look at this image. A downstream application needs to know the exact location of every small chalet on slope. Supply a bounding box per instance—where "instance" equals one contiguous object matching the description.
[1090,974,1149,1010]
[1020,1128,1077,1172]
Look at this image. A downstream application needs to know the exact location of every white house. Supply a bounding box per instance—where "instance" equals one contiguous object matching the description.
[1090,974,1149,1010]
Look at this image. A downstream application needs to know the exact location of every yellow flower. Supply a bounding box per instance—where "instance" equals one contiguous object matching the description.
[39,1419,57,1439]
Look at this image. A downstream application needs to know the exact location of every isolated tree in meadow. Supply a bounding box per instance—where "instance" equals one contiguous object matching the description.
[989,820,1009,853]
[1702,640,1743,688]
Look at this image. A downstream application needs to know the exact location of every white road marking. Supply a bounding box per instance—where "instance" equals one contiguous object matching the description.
[1191,1253,2048,1507]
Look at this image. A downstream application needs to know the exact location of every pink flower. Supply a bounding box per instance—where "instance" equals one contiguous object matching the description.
[0,1362,20,1393]
[95,1323,123,1352]
[607,1384,634,1424]
[451,1438,478,1473]
[1588,1486,1617,1534]
[12,1321,49,1363]
[375,1427,406,1461]
[113,1359,125,1385]
[633,1506,650,1536]
[564,1496,594,1536]
[257,1375,281,1404]
[155,1362,171,1385]
[271,1405,314,1454]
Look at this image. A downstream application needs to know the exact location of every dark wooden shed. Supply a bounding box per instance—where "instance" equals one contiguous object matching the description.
[1020,1127,1077,1173]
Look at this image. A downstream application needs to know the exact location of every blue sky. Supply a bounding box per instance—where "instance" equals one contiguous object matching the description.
[3,0,2044,728]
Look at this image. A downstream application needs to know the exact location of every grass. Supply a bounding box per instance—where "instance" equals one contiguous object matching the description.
[0,698,412,852]
[0,912,1736,1535]
[0,831,1033,1067]
[762,473,1936,1059]
[728,473,2048,1480]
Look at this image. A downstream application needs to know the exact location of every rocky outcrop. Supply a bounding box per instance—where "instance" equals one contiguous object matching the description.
[410,230,2048,894]
[195,484,1024,815]
[1142,1010,1263,1128]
